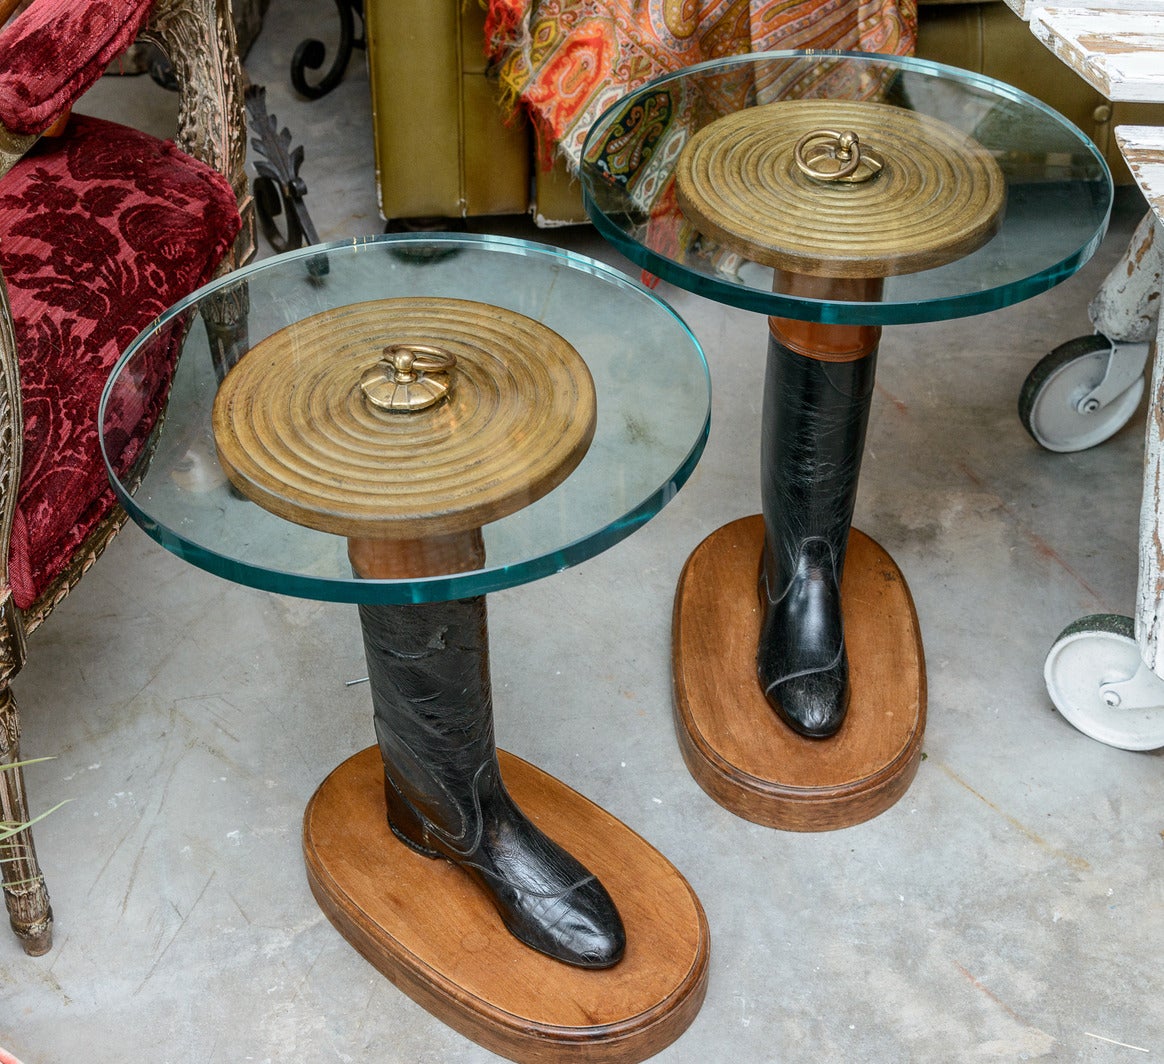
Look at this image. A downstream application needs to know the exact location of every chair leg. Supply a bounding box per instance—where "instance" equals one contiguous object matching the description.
[0,686,53,955]
[201,279,250,383]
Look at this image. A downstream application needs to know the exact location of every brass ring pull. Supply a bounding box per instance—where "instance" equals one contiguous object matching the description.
[794,128,884,184]
[384,343,456,381]
[360,342,457,412]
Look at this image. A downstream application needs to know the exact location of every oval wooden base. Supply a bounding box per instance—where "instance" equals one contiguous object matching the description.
[303,746,710,1064]
[672,516,926,831]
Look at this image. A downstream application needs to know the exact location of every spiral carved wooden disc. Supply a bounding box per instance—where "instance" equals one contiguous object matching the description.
[675,99,1006,278]
[212,297,596,539]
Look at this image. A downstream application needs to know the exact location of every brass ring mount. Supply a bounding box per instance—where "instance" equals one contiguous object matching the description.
[361,342,457,412]
[794,128,883,184]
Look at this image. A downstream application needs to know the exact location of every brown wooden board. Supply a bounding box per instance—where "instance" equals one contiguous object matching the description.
[303,746,710,1063]
[672,516,926,831]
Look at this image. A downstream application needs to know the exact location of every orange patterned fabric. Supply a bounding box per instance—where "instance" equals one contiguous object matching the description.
[484,0,916,169]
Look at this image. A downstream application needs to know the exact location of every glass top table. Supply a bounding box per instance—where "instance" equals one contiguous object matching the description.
[581,51,1111,325]
[577,51,1115,832]
[98,233,714,1055]
[100,233,710,604]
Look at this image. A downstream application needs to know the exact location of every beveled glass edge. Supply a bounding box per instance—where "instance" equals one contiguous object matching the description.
[581,49,1114,326]
[109,424,709,604]
[100,232,713,603]
[586,199,1109,325]
[103,231,673,360]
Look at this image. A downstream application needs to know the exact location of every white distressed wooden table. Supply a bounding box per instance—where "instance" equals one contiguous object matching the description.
[1028,6,1164,100]
[1016,1,1164,744]
[1116,124,1164,676]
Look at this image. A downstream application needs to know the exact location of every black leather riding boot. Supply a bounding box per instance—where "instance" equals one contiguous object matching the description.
[757,333,877,738]
[358,595,626,969]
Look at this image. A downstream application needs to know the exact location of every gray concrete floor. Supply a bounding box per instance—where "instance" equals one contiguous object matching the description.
[3,3,1162,1061]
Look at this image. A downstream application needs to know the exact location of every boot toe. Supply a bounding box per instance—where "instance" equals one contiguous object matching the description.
[765,667,849,738]
[556,882,626,968]
[495,874,627,969]
[548,902,626,969]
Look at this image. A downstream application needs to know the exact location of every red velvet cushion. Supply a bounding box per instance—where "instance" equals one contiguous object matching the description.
[0,0,153,135]
[0,113,241,609]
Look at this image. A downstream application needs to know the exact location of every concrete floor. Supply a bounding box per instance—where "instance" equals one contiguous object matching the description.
[3,3,1162,1061]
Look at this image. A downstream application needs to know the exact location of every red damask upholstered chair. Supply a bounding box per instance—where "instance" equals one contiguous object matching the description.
[0,0,254,955]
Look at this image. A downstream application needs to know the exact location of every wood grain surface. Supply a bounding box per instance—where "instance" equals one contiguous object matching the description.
[1028,7,1164,102]
[304,746,710,1063]
[672,516,926,831]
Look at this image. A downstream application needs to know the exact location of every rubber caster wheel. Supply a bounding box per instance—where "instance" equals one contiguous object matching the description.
[1018,335,1144,452]
[1044,614,1164,750]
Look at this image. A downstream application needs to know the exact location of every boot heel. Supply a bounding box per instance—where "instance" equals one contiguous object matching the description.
[383,773,441,858]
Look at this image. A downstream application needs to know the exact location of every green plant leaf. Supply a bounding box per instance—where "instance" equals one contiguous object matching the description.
[1,757,55,771]
[0,799,70,840]
[1,757,64,834]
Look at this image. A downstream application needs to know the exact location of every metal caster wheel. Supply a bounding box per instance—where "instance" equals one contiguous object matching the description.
[1018,334,1147,452]
[1044,613,1164,750]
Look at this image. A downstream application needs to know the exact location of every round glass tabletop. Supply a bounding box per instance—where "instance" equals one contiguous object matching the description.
[581,51,1113,325]
[100,234,710,604]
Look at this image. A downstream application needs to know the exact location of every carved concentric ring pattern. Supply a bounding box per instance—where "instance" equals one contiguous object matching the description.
[212,297,597,539]
[675,99,1007,278]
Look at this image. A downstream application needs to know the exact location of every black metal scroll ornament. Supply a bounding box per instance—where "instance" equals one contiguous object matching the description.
[244,85,328,276]
[291,0,366,100]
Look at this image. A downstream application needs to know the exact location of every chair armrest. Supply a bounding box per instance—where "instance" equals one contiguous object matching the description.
[0,0,154,136]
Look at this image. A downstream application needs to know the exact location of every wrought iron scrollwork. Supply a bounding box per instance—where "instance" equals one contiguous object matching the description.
[245,85,328,277]
[291,0,365,100]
